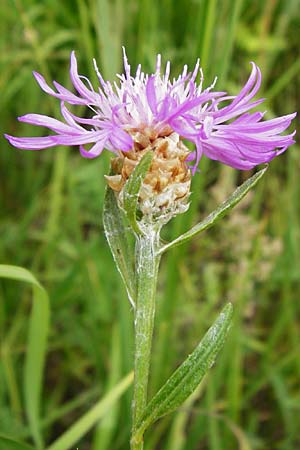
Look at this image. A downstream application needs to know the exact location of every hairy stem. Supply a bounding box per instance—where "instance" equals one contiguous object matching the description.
[131,226,161,449]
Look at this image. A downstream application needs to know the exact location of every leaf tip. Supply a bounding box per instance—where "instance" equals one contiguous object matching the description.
[256,164,268,179]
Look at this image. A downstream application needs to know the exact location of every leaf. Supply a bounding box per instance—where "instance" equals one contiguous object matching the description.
[0,436,36,450]
[92,325,122,450]
[46,372,133,450]
[0,265,50,449]
[165,382,206,450]
[122,150,153,234]
[103,185,136,305]
[159,167,267,254]
[134,303,233,438]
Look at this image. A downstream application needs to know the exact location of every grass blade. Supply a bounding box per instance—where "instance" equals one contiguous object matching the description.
[0,436,36,450]
[46,372,133,450]
[217,0,244,84]
[0,265,50,449]
[92,325,122,450]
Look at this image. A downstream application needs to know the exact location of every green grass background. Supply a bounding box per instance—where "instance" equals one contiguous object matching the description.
[1,0,300,449]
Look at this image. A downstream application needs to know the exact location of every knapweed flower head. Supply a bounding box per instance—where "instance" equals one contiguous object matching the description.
[5,49,296,222]
[5,48,296,168]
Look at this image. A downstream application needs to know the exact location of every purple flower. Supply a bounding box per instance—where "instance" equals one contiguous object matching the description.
[5,49,296,172]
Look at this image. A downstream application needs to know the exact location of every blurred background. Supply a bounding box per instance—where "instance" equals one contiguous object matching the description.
[1,0,300,449]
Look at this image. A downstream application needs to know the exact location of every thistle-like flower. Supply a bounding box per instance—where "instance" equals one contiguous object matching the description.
[5,49,296,221]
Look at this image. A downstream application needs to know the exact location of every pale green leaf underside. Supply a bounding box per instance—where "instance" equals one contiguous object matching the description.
[159,166,267,254]
[0,265,50,449]
[122,150,153,234]
[135,303,233,437]
[103,186,136,304]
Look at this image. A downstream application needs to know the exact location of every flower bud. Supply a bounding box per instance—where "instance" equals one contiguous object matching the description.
[106,132,191,224]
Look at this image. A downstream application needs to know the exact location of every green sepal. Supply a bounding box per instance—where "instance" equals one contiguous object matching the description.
[134,303,233,437]
[122,150,153,234]
[0,436,36,450]
[159,166,267,254]
[103,186,136,305]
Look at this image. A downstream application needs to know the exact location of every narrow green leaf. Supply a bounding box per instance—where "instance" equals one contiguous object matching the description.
[159,167,267,254]
[46,372,133,450]
[135,304,233,437]
[92,325,122,450]
[93,0,123,80]
[0,436,36,450]
[216,0,244,84]
[103,185,136,305]
[122,150,153,234]
[0,265,50,449]
[166,382,206,450]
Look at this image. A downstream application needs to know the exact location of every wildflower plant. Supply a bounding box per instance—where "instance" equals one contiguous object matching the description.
[4,50,296,450]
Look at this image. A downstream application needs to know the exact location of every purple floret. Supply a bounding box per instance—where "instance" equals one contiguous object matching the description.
[5,48,296,172]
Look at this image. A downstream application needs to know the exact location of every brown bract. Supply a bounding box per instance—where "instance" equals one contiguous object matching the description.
[106,132,192,222]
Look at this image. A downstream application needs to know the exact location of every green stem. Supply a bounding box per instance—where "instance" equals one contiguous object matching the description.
[131,226,161,450]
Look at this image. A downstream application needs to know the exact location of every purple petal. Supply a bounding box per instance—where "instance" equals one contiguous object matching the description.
[79,138,107,158]
[224,112,296,134]
[33,71,57,96]
[18,114,78,135]
[146,75,158,115]
[165,91,225,122]
[122,47,131,80]
[231,111,265,125]
[218,63,261,115]
[51,131,107,146]
[5,50,296,170]
[185,150,196,162]
[70,51,100,104]
[214,99,265,124]
[156,95,177,122]
[191,140,203,175]
[4,134,56,150]
[202,140,256,170]
[60,102,85,130]
[231,63,261,106]
[109,128,133,150]
[33,71,88,105]
[52,81,89,105]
